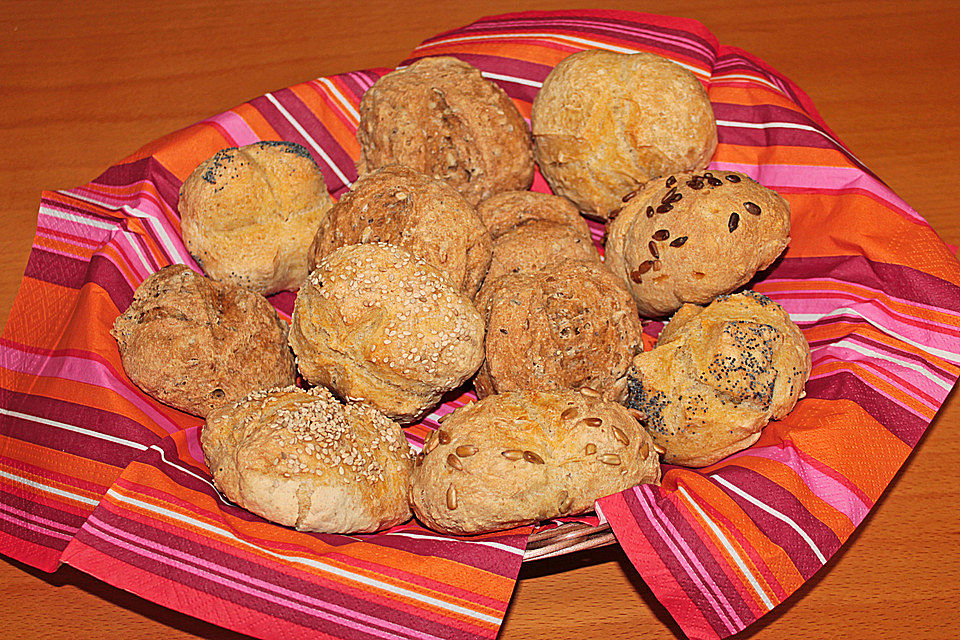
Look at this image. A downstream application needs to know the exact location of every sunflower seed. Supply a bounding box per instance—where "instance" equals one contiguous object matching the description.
[446,484,457,510]
[653,442,666,455]
[561,407,579,420]
[599,454,622,466]
[585,443,597,455]
[501,449,524,460]
[613,427,630,445]
[456,444,478,457]
[446,453,462,470]
[438,430,451,445]
[640,442,650,459]
[579,386,600,398]
[583,417,603,428]
[559,491,574,514]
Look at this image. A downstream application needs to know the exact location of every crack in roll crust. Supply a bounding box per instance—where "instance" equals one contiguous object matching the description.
[291,243,486,424]
[357,56,535,205]
[605,170,791,317]
[201,385,414,533]
[624,291,811,467]
[409,390,661,535]
[474,259,642,402]
[307,165,492,297]
[111,265,296,417]
[532,50,717,220]
[179,141,334,295]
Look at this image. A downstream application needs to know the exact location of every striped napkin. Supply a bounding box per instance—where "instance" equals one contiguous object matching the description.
[2,9,959,640]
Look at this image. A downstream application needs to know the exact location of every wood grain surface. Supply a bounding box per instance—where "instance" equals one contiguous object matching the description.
[1,1,958,638]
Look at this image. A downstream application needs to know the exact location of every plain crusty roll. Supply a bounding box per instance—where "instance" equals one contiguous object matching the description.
[357,56,535,205]
[290,243,486,424]
[624,291,811,467]
[307,165,492,297]
[532,49,717,221]
[605,170,791,317]
[179,141,334,295]
[111,264,296,417]
[409,389,662,535]
[201,386,414,533]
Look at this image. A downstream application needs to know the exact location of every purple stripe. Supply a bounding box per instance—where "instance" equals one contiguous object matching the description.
[770,255,960,313]
[0,485,89,532]
[713,102,827,128]
[621,488,732,636]
[716,122,837,151]
[369,531,526,578]
[805,371,928,446]
[23,248,88,290]
[710,467,842,579]
[92,157,183,215]
[713,53,804,105]
[0,391,156,465]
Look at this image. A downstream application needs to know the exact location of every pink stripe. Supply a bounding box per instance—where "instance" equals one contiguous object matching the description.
[635,488,740,633]
[2,347,181,435]
[85,515,452,640]
[810,346,941,410]
[200,110,262,147]
[0,507,74,541]
[719,445,870,525]
[0,501,81,535]
[710,162,923,223]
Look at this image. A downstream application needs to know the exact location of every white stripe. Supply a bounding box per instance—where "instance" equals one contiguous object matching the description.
[479,71,543,88]
[825,337,953,391]
[0,469,100,506]
[791,307,960,365]
[383,530,524,555]
[39,204,118,231]
[710,72,783,92]
[713,476,827,565]
[677,486,774,609]
[57,189,192,266]
[0,408,147,451]
[423,32,707,77]
[104,489,501,625]
[315,77,360,122]
[264,93,352,187]
[715,119,845,150]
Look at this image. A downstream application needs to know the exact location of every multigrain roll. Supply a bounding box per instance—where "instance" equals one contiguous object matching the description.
[179,141,334,295]
[357,56,535,205]
[307,165,492,297]
[111,265,296,417]
[409,389,662,535]
[624,291,811,467]
[474,259,642,402]
[201,386,414,533]
[475,190,600,283]
[605,170,791,317]
[290,243,486,424]
[531,49,717,220]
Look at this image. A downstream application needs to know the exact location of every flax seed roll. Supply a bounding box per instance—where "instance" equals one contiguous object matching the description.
[531,49,717,221]
[201,386,414,533]
[409,389,661,535]
[624,291,811,467]
[290,243,486,424]
[605,171,791,317]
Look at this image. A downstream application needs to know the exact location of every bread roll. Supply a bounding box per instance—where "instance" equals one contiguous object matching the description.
[357,56,534,205]
[111,265,296,417]
[605,170,791,317]
[409,389,662,535]
[290,243,486,423]
[201,386,414,533]
[624,291,811,467]
[179,140,334,295]
[532,50,717,220]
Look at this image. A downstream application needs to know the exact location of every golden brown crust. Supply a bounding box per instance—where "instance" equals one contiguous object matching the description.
[201,386,414,533]
[532,50,717,220]
[475,190,591,240]
[605,171,791,317]
[409,390,661,535]
[179,141,334,295]
[623,291,811,467]
[485,220,600,284]
[307,165,492,297]
[111,265,296,417]
[357,56,535,205]
[290,243,486,424]
[474,260,642,402]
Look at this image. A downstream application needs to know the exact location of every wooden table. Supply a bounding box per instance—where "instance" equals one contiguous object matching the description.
[1,1,958,638]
